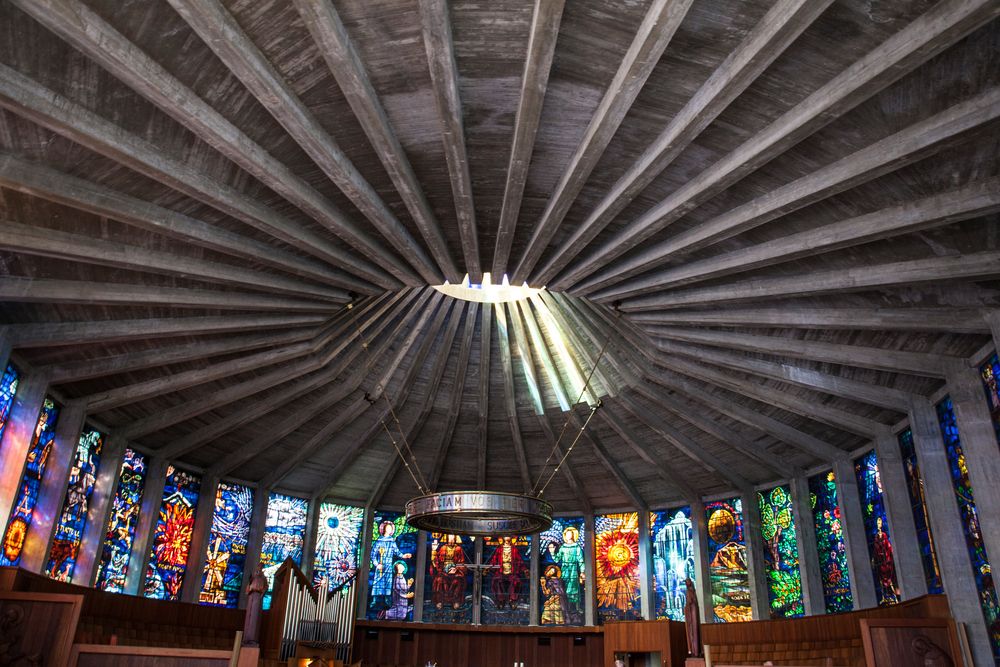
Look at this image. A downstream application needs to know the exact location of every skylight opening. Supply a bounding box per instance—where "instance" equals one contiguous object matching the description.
[433,273,543,303]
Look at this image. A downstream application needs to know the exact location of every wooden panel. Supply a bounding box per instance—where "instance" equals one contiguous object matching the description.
[354,620,604,667]
[0,590,83,667]
[860,618,964,667]
[71,643,233,667]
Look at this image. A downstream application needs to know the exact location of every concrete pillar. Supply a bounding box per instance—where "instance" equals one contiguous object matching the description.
[124,456,168,596]
[946,362,1000,568]
[872,433,927,601]
[182,474,220,604]
[303,495,321,580]
[529,529,540,625]
[909,399,993,666]
[77,434,126,587]
[413,530,427,622]
[0,371,48,531]
[355,505,375,618]
[472,538,483,625]
[19,401,87,573]
[741,491,771,620]
[584,513,596,626]
[239,486,270,608]
[637,508,653,620]
[986,310,1000,356]
[0,328,11,376]
[832,457,878,610]
[688,500,713,624]
[789,477,825,616]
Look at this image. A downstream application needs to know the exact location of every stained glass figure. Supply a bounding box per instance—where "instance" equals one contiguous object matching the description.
[937,397,1000,659]
[758,486,804,618]
[313,503,364,592]
[44,427,104,582]
[144,466,201,600]
[481,535,531,625]
[260,493,308,610]
[705,498,751,623]
[199,481,254,607]
[897,428,943,595]
[808,470,852,614]
[96,448,147,593]
[0,363,20,444]
[854,450,900,607]
[1,398,60,566]
[982,352,1000,445]
[650,508,694,621]
[423,533,475,624]
[539,516,586,625]
[595,511,641,622]
[367,510,418,621]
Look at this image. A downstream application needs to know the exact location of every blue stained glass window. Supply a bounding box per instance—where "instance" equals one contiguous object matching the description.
[96,448,147,593]
[650,508,694,621]
[144,466,201,601]
[937,397,1000,659]
[595,512,642,623]
[759,486,804,618]
[1,398,61,566]
[367,510,418,621]
[539,516,586,626]
[982,352,1000,446]
[897,428,943,595]
[44,427,104,582]
[423,532,476,624]
[0,363,20,444]
[260,493,308,610]
[481,534,531,626]
[854,450,901,607]
[199,481,254,608]
[705,498,751,623]
[808,470,852,613]
[313,503,364,593]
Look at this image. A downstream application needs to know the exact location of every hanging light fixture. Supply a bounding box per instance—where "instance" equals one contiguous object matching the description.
[347,293,617,536]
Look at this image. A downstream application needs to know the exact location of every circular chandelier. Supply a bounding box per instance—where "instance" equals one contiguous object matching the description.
[347,296,617,537]
[406,491,553,536]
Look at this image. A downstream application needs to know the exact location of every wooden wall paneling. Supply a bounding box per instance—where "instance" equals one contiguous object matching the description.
[0,590,82,667]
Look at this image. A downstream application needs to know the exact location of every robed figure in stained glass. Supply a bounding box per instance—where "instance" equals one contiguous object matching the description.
[554,527,584,604]
[873,517,899,605]
[370,521,411,611]
[431,534,467,609]
[385,561,415,621]
[488,536,528,609]
[540,564,570,624]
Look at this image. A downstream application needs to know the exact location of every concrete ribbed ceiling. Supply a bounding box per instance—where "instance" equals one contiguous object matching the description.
[0,0,998,512]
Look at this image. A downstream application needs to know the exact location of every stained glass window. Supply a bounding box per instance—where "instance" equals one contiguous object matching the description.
[982,352,1000,445]
[705,498,751,623]
[937,397,1000,659]
[144,466,201,600]
[897,428,943,595]
[313,503,364,593]
[367,510,418,621]
[758,486,803,618]
[96,449,147,593]
[539,516,586,626]
[595,511,641,622]
[481,534,531,626]
[808,470,852,614]
[650,508,694,621]
[199,481,254,607]
[44,427,104,582]
[854,450,901,607]
[0,363,20,444]
[260,492,308,610]
[423,533,475,623]
[1,398,60,567]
